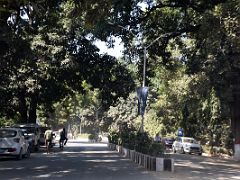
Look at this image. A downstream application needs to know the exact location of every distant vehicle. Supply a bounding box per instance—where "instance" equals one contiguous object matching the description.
[162,137,174,149]
[12,124,41,152]
[172,137,202,155]
[0,128,30,160]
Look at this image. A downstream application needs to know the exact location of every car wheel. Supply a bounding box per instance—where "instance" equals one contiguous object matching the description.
[34,142,40,152]
[29,144,34,153]
[25,148,31,158]
[17,148,23,160]
[198,152,202,156]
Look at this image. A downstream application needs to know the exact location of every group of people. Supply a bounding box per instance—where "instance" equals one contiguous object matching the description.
[44,127,68,154]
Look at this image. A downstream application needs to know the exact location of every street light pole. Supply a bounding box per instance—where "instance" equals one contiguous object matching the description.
[140,36,162,132]
[108,22,163,133]
[140,47,147,133]
[142,47,147,87]
[142,36,162,87]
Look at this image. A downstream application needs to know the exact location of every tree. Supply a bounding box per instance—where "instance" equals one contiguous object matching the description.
[0,0,135,125]
[181,1,240,159]
[106,93,139,132]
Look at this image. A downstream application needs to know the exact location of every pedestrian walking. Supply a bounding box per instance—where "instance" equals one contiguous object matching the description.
[44,129,53,154]
[59,128,68,149]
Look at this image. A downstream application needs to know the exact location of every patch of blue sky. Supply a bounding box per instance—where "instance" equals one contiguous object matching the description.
[94,37,124,59]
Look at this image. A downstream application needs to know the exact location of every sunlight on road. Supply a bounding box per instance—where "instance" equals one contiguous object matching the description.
[84,159,117,162]
[60,150,114,154]
[34,169,75,178]
[175,161,205,169]
[231,177,240,180]
[80,150,115,154]
[32,166,48,170]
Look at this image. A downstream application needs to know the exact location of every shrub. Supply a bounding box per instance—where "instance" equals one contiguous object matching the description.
[108,131,119,144]
[134,132,152,154]
[77,133,91,138]
[88,134,95,141]
[108,129,167,157]
[148,142,165,157]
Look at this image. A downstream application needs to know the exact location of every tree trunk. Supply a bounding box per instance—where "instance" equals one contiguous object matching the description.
[18,90,28,123]
[231,100,240,160]
[28,93,37,123]
[231,85,240,160]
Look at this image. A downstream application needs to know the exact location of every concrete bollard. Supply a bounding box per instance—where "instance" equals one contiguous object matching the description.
[122,147,127,157]
[156,157,174,172]
[151,157,156,171]
[108,143,174,173]
[130,150,135,161]
[156,158,164,172]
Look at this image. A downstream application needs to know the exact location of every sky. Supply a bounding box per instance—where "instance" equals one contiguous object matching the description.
[94,37,124,58]
[94,2,148,59]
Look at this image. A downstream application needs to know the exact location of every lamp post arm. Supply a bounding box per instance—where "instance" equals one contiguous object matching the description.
[142,33,170,87]
[146,36,163,49]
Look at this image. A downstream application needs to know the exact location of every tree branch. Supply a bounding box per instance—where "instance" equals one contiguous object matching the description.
[139,0,227,22]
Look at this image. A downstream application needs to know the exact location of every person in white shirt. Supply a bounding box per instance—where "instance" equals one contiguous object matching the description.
[154,133,161,143]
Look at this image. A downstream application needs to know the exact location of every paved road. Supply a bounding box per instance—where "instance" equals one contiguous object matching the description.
[171,153,240,180]
[0,139,161,180]
[0,139,239,180]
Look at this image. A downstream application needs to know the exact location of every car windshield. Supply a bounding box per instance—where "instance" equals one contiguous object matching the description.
[183,138,197,143]
[18,127,35,134]
[0,129,17,138]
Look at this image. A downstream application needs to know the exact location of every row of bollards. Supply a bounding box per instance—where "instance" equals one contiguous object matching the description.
[108,143,174,172]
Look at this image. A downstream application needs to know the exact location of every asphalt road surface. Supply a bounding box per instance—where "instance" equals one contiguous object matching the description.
[171,153,240,180]
[0,139,161,180]
[0,139,239,180]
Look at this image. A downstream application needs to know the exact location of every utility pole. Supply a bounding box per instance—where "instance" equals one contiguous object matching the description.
[140,36,162,132]
[108,22,163,133]
[142,47,147,87]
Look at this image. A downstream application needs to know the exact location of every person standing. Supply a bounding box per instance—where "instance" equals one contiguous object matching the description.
[59,128,68,148]
[154,133,161,143]
[44,129,53,154]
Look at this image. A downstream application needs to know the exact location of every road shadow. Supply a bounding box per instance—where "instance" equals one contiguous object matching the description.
[0,141,160,180]
[173,154,240,180]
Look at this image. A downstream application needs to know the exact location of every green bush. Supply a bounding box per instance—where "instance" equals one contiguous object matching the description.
[88,134,95,140]
[108,131,119,144]
[126,131,136,150]
[77,133,91,138]
[108,129,167,157]
[135,132,152,154]
[148,142,165,157]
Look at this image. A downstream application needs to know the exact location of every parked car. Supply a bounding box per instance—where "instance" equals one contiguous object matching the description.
[172,137,202,155]
[162,137,174,149]
[12,124,41,152]
[0,128,30,160]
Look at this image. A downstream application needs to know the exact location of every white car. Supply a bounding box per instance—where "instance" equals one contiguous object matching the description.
[12,124,41,152]
[172,137,202,155]
[52,130,60,146]
[0,128,30,160]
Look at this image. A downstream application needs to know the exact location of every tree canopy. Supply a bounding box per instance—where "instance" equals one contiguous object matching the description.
[0,0,135,124]
[1,0,240,159]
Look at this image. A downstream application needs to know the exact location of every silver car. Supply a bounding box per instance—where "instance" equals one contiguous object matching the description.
[0,128,30,160]
[172,137,202,155]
